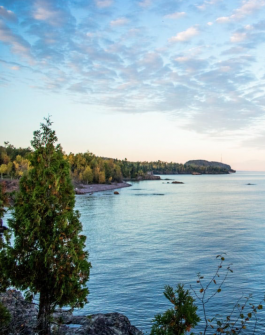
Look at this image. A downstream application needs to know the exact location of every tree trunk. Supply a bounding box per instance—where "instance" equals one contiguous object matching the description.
[37,291,51,335]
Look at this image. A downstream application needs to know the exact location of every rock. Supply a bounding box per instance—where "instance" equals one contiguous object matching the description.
[114,191,119,194]
[172,181,184,184]
[0,290,38,335]
[75,189,86,195]
[0,290,143,335]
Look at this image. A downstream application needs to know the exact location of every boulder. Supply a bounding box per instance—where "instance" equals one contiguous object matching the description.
[0,290,143,335]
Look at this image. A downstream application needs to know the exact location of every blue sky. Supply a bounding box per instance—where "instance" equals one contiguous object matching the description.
[1,0,265,170]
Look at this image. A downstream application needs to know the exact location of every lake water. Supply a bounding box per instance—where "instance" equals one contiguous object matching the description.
[74,171,265,333]
[3,171,265,333]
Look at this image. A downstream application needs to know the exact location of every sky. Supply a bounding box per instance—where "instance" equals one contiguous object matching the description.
[1,0,265,171]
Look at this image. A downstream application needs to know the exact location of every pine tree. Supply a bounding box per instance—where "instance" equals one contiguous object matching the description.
[2,118,91,334]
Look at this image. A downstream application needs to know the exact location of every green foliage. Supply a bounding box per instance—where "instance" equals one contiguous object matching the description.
[1,118,91,334]
[0,301,11,328]
[151,284,200,335]
[152,256,264,335]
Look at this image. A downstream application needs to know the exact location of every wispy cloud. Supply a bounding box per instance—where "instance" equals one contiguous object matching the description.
[0,21,32,59]
[1,0,265,143]
[0,5,17,22]
[230,32,248,42]
[138,0,152,8]
[110,17,129,27]
[169,26,199,42]
[216,0,265,23]
[197,0,223,11]
[95,0,113,8]
[164,12,185,19]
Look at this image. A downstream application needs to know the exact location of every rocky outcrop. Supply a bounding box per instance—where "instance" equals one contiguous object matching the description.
[185,160,233,171]
[172,181,184,184]
[124,175,160,181]
[0,290,143,335]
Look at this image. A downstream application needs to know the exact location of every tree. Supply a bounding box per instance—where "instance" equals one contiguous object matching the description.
[151,284,200,335]
[82,165,93,184]
[2,118,91,334]
[0,164,7,179]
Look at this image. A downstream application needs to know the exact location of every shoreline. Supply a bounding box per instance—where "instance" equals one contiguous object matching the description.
[74,182,132,194]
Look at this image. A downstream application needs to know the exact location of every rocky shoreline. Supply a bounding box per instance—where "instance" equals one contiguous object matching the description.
[74,182,132,195]
[0,290,143,335]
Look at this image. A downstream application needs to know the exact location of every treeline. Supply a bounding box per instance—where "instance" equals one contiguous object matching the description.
[0,143,231,183]
[0,143,31,179]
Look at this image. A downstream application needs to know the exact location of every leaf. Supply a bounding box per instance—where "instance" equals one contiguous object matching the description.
[217,288,221,293]
[248,313,252,318]
[200,288,204,293]
[258,305,263,310]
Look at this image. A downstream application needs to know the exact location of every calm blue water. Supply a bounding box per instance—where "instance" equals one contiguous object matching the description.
[3,172,265,333]
[75,172,265,333]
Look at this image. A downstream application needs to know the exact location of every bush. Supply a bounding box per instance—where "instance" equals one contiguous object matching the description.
[151,255,264,335]
[150,284,200,335]
[0,301,11,330]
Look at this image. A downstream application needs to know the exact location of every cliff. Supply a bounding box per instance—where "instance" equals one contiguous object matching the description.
[185,160,235,173]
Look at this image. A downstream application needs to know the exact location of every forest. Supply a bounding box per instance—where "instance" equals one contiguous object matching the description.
[0,143,232,184]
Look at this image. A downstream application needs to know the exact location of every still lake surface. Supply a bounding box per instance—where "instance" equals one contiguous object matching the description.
[3,171,265,333]
[74,171,265,333]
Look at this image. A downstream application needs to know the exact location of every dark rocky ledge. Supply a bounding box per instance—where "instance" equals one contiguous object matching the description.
[0,290,143,335]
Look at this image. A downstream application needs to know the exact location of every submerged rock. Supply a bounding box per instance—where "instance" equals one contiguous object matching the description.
[172,181,184,184]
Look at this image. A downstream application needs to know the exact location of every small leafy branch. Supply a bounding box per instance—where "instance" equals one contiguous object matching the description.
[190,254,264,335]
[151,255,264,335]
[150,284,200,335]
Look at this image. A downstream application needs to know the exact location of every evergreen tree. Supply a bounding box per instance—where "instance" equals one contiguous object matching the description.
[2,118,91,334]
[151,284,200,335]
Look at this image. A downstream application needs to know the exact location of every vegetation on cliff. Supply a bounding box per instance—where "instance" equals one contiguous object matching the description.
[0,144,234,185]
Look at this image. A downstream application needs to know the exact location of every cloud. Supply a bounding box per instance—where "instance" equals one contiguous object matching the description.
[196,0,223,10]
[0,21,32,59]
[32,0,73,27]
[110,18,129,27]
[169,26,199,42]
[0,5,17,22]
[230,32,247,43]
[94,0,113,8]
[216,0,265,23]
[138,0,152,8]
[164,12,185,19]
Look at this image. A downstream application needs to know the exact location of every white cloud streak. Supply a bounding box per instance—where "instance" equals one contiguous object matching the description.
[216,0,265,23]
[164,12,185,19]
[169,26,199,42]
[110,18,129,27]
[94,0,113,8]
